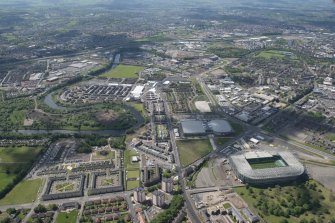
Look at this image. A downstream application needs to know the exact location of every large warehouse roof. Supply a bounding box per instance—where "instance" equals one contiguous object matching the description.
[180,120,206,135]
[180,119,233,135]
[208,119,233,134]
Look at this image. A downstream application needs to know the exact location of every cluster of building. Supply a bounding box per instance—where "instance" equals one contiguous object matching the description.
[133,177,174,208]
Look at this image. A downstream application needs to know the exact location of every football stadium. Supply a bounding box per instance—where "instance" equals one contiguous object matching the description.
[229,150,305,185]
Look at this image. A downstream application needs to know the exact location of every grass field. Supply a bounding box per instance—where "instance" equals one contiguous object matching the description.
[101,65,144,78]
[101,179,114,186]
[177,139,213,167]
[0,179,44,205]
[124,149,140,169]
[256,50,297,60]
[0,146,42,163]
[92,150,115,161]
[56,182,75,192]
[55,210,78,223]
[235,180,335,223]
[0,146,43,191]
[126,180,140,191]
[129,102,147,118]
[325,133,335,142]
[125,149,140,190]
[0,173,16,191]
[249,161,284,169]
[127,170,139,179]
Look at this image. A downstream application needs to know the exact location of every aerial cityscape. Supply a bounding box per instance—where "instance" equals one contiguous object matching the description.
[0,0,334,223]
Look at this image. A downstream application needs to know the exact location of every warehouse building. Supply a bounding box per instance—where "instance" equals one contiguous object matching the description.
[180,119,233,136]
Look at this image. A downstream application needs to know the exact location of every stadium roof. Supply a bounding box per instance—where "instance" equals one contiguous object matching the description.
[230,150,305,181]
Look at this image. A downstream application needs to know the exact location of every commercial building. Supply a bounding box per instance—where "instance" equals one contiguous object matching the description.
[131,85,145,100]
[152,190,165,207]
[229,150,305,185]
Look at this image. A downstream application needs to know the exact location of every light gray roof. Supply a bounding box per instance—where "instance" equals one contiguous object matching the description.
[207,119,233,133]
[152,190,165,197]
[181,120,206,134]
[230,150,305,180]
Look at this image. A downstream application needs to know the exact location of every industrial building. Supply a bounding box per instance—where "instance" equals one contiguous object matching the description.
[180,119,233,136]
[229,150,305,185]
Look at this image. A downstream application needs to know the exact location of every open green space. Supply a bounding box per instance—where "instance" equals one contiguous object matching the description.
[55,210,78,223]
[124,149,140,170]
[92,150,115,161]
[0,173,16,191]
[208,42,250,58]
[256,50,297,60]
[129,102,146,116]
[325,133,335,142]
[9,110,26,126]
[0,98,34,130]
[235,180,335,223]
[101,179,114,186]
[127,170,139,179]
[126,180,140,191]
[34,102,138,131]
[55,182,75,192]
[177,139,213,167]
[101,65,144,78]
[0,146,43,191]
[0,178,44,205]
[128,102,148,121]
[0,146,43,163]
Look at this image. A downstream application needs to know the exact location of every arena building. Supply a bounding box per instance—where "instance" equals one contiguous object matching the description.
[229,150,305,185]
[180,119,233,136]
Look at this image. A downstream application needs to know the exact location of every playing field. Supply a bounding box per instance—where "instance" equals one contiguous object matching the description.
[127,170,139,179]
[247,157,287,170]
[0,178,44,205]
[256,50,297,60]
[126,180,140,191]
[55,210,78,223]
[177,139,213,167]
[101,65,144,78]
